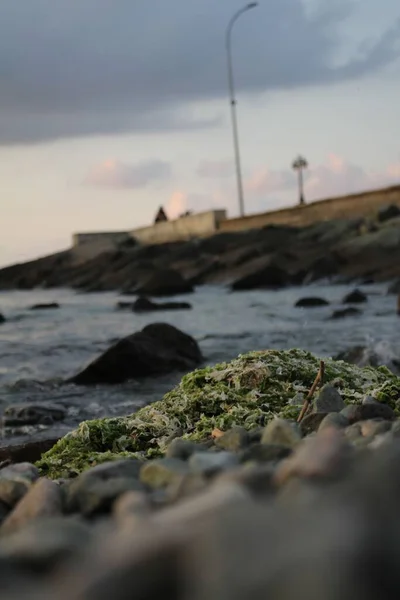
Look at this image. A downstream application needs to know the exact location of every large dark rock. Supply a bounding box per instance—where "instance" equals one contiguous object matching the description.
[0,438,60,465]
[133,269,193,297]
[329,307,362,320]
[69,323,203,385]
[295,297,330,308]
[30,303,60,311]
[0,313,5,324]
[132,297,192,313]
[334,345,400,375]
[342,289,368,304]
[231,262,289,291]
[387,279,400,294]
[377,204,400,222]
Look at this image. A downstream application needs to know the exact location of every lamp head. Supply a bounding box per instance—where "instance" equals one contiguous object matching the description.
[247,2,258,8]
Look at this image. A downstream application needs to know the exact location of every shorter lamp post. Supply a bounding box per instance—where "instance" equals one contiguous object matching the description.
[292,155,308,205]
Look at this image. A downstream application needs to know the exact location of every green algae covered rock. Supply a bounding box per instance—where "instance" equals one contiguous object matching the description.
[37,349,400,478]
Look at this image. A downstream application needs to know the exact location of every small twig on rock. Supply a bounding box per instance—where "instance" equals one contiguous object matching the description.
[297,360,325,424]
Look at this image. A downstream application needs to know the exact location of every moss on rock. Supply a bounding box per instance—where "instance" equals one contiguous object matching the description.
[37,349,400,478]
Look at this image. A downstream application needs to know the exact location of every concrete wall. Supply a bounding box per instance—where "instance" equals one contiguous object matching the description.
[220,185,400,232]
[130,210,227,245]
[71,231,131,261]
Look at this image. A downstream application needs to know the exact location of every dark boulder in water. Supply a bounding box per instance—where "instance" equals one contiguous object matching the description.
[377,203,400,223]
[329,307,362,320]
[0,313,5,324]
[30,303,60,311]
[334,345,400,375]
[132,297,192,313]
[295,297,330,308]
[342,289,367,304]
[69,323,203,385]
[231,262,289,291]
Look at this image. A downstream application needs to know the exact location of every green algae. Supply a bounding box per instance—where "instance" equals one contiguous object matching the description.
[37,349,400,478]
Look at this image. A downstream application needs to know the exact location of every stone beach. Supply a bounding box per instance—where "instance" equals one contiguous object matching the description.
[1,350,400,597]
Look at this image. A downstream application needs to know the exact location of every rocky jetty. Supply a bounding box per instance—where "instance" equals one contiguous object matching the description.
[0,349,399,597]
[2,212,400,292]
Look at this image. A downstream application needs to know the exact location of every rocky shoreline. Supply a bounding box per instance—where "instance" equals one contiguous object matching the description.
[1,349,400,597]
[1,210,400,294]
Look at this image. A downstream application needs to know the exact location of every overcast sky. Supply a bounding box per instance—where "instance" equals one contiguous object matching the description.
[1,0,400,266]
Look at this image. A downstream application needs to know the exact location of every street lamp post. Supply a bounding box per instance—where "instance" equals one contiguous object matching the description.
[226,3,258,218]
[292,155,308,205]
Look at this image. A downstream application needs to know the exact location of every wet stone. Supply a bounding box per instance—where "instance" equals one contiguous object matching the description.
[0,463,39,485]
[165,473,208,503]
[140,458,190,490]
[214,427,249,452]
[391,420,400,437]
[300,412,328,435]
[360,419,392,438]
[247,427,264,444]
[3,403,66,426]
[113,491,151,524]
[216,464,275,497]
[188,452,239,478]
[0,517,92,574]
[1,478,62,535]
[312,384,345,413]
[165,438,200,460]
[344,423,363,443]
[0,481,30,509]
[341,403,395,424]
[65,459,144,513]
[240,443,292,464]
[261,418,302,448]
[66,477,145,518]
[275,427,352,486]
[318,412,349,432]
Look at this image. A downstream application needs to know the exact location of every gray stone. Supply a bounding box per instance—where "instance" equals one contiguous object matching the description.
[0,480,30,509]
[312,384,345,413]
[274,427,353,485]
[140,458,189,489]
[300,412,328,435]
[344,423,363,443]
[261,418,302,448]
[65,459,144,513]
[165,438,199,460]
[3,403,66,426]
[240,443,292,464]
[214,427,249,452]
[189,452,239,477]
[341,403,395,424]
[391,420,400,437]
[113,491,151,524]
[318,412,349,432]
[68,477,145,517]
[1,478,62,535]
[0,517,91,573]
[360,419,392,438]
[0,463,39,485]
[362,395,380,406]
[217,464,275,497]
[165,473,208,503]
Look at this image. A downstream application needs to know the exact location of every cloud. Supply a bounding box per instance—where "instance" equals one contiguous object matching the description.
[197,160,233,179]
[85,159,172,189]
[245,154,400,202]
[0,0,399,144]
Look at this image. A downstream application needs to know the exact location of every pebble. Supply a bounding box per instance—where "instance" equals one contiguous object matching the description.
[165,438,200,460]
[1,478,62,535]
[0,463,39,485]
[341,403,395,424]
[67,477,145,518]
[188,452,239,477]
[300,412,328,435]
[214,427,249,452]
[360,419,392,438]
[113,491,151,525]
[140,458,190,489]
[318,412,349,432]
[274,427,352,486]
[261,418,302,448]
[312,384,345,413]
[240,443,292,464]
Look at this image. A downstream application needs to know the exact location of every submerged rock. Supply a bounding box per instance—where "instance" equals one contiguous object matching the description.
[68,323,203,385]
[132,296,192,313]
[37,349,400,478]
[29,303,60,310]
[330,307,362,319]
[295,297,330,308]
[342,289,368,304]
[0,312,5,324]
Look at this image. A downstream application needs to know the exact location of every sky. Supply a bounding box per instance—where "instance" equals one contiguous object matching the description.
[1,0,400,267]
